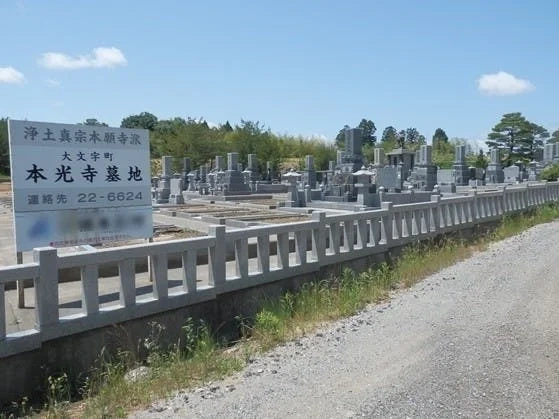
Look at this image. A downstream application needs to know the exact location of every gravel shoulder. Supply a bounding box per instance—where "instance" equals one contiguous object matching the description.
[131,221,559,419]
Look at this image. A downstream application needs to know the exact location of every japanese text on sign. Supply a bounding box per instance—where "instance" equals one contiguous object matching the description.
[8,119,153,251]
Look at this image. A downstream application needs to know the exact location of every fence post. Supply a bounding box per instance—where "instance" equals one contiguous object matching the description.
[311,211,326,264]
[468,190,479,221]
[0,283,5,340]
[500,186,506,215]
[33,247,59,331]
[430,195,440,232]
[81,264,99,315]
[257,234,270,274]
[118,259,136,307]
[380,202,393,245]
[16,251,24,308]
[208,225,226,288]
[151,253,169,300]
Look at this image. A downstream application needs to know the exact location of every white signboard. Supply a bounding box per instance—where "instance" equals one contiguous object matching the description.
[8,119,153,251]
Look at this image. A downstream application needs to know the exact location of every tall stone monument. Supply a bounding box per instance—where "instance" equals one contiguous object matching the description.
[485,148,504,184]
[215,155,224,171]
[452,145,470,186]
[154,155,172,203]
[220,152,250,195]
[301,155,317,188]
[339,127,364,173]
[373,148,385,168]
[410,145,437,191]
[246,153,260,182]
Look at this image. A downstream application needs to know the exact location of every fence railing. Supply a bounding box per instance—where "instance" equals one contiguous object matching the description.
[1,182,558,357]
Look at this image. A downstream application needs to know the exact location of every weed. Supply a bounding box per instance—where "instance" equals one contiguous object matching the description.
[45,373,71,417]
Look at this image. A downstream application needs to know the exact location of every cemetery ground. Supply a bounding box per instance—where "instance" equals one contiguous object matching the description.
[5,203,558,418]
[0,186,307,338]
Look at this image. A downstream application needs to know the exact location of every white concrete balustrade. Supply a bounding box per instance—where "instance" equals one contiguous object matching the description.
[0,182,558,357]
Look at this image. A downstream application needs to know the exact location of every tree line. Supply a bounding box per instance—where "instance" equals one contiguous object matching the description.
[1,112,558,176]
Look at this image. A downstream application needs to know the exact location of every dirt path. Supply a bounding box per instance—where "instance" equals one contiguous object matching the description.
[131,221,559,418]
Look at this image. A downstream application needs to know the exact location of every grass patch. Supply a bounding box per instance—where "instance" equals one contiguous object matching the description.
[12,204,559,418]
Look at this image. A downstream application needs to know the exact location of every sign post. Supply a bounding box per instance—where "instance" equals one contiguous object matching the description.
[8,119,153,253]
[16,251,24,308]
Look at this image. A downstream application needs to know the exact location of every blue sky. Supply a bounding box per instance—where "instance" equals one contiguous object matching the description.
[1,0,557,149]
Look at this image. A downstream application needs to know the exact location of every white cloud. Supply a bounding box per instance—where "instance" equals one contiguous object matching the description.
[0,66,25,84]
[39,47,127,70]
[46,79,60,87]
[477,71,534,96]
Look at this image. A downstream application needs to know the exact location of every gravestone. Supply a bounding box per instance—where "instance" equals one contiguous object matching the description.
[376,166,401,192]
[373,148,385,167]
[220,152,250,195]
[543,144,554,164]
[301,155,317,188]
[345,128,362,157]
[339,127,364,173]
[161,155,173,177]
[154,155,172,203]
[169,177,185,204]
[181,157,191,190]
[215,155,224,171]
[503,166,520,183]
[245,153,260,182]
[419,144,432,166]
[353,166,375,207]
[486,148,504,184]
[336,150,344,165]
[409,145,437,191]
[437,169,454,185]
[283,169,302,207]
[528,161,538,181]
[452,145,470,186]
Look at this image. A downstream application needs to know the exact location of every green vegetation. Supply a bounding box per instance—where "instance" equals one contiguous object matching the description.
[539,163,559,182]
[9,203,558,418]
[486,112,549,165]
[0,112,558,177]
[0,118,9,175]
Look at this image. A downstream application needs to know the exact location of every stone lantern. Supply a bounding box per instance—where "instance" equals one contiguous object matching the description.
[352,166,374,206]
[283,168,301,207]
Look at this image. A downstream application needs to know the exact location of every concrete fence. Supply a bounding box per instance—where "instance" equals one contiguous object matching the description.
[1,182,558,359]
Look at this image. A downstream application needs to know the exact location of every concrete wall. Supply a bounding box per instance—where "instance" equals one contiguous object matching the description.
[0,182,557,404]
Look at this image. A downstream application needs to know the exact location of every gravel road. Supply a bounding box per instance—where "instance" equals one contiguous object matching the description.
[131,221,559,419]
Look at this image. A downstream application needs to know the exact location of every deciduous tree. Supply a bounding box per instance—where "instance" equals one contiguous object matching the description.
[121,112,158,131]
[432,128,449,151]
[335,119,377,149]
[357,118,377,146]
[83,118,108,127]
